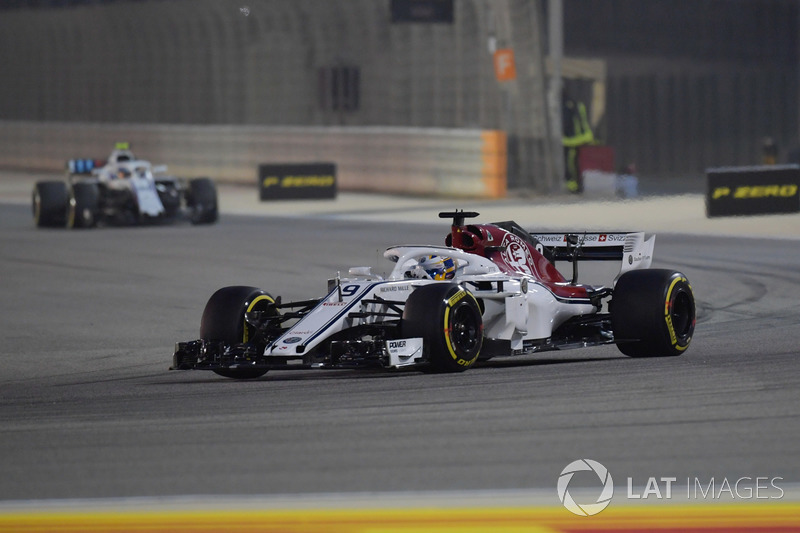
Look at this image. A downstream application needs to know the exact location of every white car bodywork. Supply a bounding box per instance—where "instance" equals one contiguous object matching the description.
[85,148,170,217]
[262,234,654,368]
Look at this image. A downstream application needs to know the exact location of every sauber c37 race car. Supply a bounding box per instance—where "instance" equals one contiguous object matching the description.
[32,143,218,228]
[172,211,696,379]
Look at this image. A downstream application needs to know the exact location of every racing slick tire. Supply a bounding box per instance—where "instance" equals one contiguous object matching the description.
[200,286,276,379]
[32,181,69,228]
[187,177,218,225]
[611,269,695,357]
[402,283,483,372]
[67,182,99,229]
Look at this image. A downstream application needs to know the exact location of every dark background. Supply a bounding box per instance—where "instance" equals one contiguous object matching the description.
[1,0,797,182]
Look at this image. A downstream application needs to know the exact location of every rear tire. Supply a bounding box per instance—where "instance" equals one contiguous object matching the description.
[67,182,99,229]
[200,286,276,379]
[32,181,69,228]
[611,269,695,357]
[188,177,218,225]
[402,283,483,372]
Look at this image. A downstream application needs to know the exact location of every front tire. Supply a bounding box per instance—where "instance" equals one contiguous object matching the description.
[402,283,483,372]
[32,181,69,228]
[611,269,695,357]
[188,177,218,225]
[200,286,276,379]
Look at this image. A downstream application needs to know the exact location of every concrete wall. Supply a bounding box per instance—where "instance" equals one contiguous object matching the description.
[0,121,507,199]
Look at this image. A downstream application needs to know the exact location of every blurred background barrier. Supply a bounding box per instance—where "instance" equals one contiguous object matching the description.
[259,163,337,201]
[705,165,800,217]
[0,0,551,194]
[0,0,797,194]
[0,120,507,198]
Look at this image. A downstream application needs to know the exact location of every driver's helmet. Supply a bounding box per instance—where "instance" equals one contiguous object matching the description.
[416,255,456,280]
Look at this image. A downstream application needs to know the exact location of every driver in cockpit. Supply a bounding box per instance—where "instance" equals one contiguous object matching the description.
[406,255,456,280]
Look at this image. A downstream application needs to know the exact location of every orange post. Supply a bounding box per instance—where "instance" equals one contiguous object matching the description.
[481,130,508,199]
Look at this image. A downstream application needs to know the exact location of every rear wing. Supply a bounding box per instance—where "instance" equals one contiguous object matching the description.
[530,232,655,275]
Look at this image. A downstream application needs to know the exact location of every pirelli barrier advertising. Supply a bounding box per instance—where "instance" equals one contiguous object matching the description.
[259,163,337,201]
[706,165,800,217]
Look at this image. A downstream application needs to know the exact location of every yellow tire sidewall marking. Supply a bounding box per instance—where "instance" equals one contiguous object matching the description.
[664,276,690,350]
[33,191,41,225]
[67,194,76,228]
[443,289,480,365]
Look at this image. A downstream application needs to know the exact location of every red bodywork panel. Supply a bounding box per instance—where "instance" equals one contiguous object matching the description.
[446,223,590,300]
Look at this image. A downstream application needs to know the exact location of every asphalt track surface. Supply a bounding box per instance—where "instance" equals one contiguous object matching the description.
[1,183,799,516]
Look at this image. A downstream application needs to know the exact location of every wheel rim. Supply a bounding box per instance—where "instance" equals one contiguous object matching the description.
[450,303,481,354]
[242,294,276,343]
[670,290,694,341]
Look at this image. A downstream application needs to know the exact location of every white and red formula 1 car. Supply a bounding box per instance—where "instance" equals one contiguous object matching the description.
[172,211,695,379]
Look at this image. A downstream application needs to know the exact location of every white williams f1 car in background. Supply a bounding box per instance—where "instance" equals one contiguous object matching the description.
[33,142,218,228]
[172,211,696,379]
